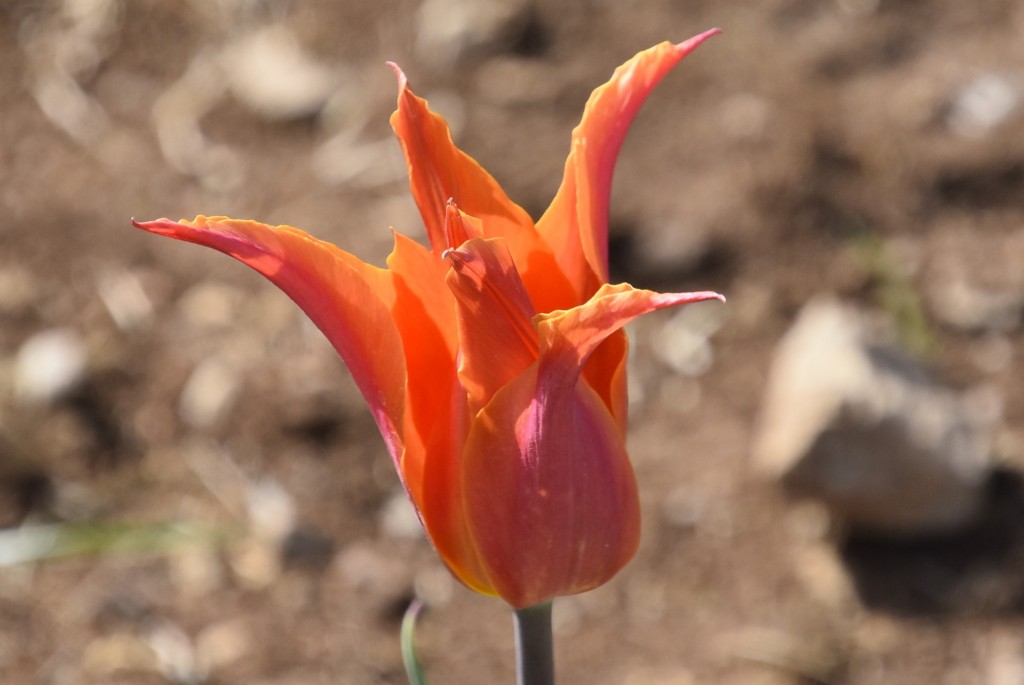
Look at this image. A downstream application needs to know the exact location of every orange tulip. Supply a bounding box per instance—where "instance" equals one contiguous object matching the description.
[135,30,723,608]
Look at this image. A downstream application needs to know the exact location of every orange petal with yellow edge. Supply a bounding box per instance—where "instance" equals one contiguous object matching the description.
[389,67,578,314]
[537,29,721,295]
[133,216,406,464]
[388,64,535,256]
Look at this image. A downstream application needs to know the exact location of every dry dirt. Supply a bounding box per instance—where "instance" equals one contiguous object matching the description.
[2,0,1024,683]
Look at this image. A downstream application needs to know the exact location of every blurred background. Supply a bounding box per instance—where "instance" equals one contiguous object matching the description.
[2,0,1024,683]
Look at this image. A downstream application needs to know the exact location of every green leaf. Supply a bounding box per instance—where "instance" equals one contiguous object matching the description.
[401,599,429,685]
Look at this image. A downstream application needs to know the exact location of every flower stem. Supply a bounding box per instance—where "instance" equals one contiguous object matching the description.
[513,601,554,685]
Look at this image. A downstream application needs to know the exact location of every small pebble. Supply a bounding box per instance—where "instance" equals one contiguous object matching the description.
[946,73,1021,139]
[145,619,200,684]
[230,538,281,589]
[414,0,532,69]
[178,357,241,429]
[169,548,224,598]
[985,631,1024,685]
[222,25,339,122]
[413,565,454,606]
[14,328,87,404]
[196,618,251,674]
[379,490,423,540]
[246,479,296,542]
[660,486,707,529]
[97,268,153,331]
[0,264,39,314]
[177,282,245,330]
[81,632,158,676]
[929,278,1023,333]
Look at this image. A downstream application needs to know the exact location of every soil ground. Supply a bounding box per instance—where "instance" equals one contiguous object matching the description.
[2,1,1024,683]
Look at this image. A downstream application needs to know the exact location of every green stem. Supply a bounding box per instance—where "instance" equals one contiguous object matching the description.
[513,601,554,685]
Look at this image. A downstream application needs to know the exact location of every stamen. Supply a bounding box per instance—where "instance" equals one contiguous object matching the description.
[443,198,476,251]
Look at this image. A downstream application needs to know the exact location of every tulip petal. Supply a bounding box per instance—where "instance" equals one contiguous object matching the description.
[550,284,724,433]
[461,363,640,608]
[133,216,406,464]
[444,236,538,412]
[580,328,630,432]
[537,30,720,294]
[387,231,459,496]
[389,66,579,314]
[537,283,725,379]
[461,283,724,607]
[388,64,536,256]
[387,232,493,593]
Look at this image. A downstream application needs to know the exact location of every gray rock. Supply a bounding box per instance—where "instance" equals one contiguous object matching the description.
[753,298,993,533]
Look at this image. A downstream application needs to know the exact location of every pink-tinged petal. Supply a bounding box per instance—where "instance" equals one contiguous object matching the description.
[460,284,724,607]
[537,29,720,295]
[444,237,538,413]
[461,363,640,608]
[389,66,579,314]
[538,283,725,378]
[546,284,725,431]
[134,216,406,464]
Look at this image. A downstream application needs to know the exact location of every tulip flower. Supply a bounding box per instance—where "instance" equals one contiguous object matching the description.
[135,29,723,610]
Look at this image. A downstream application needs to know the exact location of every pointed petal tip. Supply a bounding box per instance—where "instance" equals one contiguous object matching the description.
[675,27,722,53]
[132,217,181,236]
[655,289,726,308]
[690,290,727,304]
[386,61,408,91]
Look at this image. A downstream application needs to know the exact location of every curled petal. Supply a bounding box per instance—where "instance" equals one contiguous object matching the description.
[133,216,406,462]
[537,29,721,296]
[444,237,538,412]
[538,283,725,380]
[547,284,725,431]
